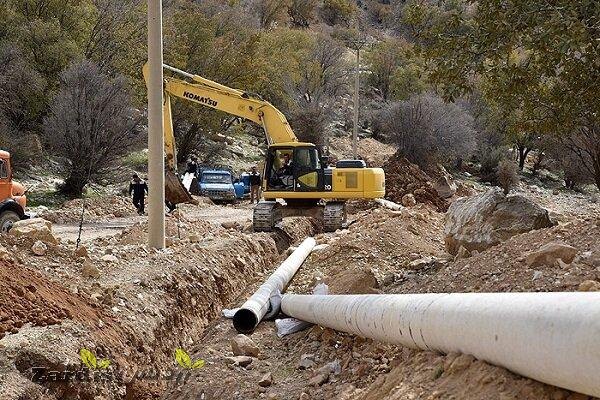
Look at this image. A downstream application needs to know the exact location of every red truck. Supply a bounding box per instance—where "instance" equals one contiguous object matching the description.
[0,150,27,232]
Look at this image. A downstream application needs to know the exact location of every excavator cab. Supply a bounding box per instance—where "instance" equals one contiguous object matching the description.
[265,144,326,193]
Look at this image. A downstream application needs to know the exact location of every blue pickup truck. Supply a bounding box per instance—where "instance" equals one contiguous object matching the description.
[198,167,245,203]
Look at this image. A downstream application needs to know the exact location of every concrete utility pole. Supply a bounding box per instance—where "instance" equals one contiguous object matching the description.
[147,0,165,249]
[353,47,360,160]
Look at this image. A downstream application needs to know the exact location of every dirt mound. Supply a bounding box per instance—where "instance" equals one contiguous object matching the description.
[329,137,396,167]
[382,154,448,212]
[391,217,600,294]
[0,261,82,339]
[39,196,136,224]
[328,269,380,294]
[288,205,446,294]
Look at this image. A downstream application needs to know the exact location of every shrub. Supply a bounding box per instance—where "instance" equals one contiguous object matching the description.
[374,93,477,171]
[321,0,356,26]
[479,147,506,184]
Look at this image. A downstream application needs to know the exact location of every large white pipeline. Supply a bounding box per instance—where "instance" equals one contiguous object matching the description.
[233,237,316,334]
[281,292,600,397]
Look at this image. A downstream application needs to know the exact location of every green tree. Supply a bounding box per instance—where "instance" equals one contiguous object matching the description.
[164,2,263,163]
[365,38,427,101]
[407,0,600,188]
[287,0,318,28]
[256,29,349,144]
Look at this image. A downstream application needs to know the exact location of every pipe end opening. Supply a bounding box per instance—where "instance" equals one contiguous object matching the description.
[233,309,258,334]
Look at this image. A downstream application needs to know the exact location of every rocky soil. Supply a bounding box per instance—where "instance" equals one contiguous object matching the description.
[2,150,599,400]
[382,154,450,212]
[0,200,316,399]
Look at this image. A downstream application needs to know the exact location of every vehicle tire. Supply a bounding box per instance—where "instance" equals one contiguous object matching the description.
[0,211,20,233]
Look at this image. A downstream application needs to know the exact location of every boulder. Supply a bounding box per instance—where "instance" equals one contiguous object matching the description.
[9,218,58,244]
[578,280,600,292]
[258,372,273,387]
[231,334,259,357]
[225,355,253,368]
[74,245,88,258]
[525,243,578,267]
[444,189,554,255]
[455,246,471,260]
[433,172,457,199]
[101,254,118,263]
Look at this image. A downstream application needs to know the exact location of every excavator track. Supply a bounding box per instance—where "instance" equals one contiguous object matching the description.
[323,202,347,232]
[253,201,282,232]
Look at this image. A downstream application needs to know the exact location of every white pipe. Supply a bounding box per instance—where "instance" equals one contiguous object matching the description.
[233,237,316,334]
[281,292,600,397]
[147,0,165,249]
[375,198,403,211]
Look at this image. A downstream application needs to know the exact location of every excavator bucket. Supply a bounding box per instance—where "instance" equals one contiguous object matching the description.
[165,170,198,205]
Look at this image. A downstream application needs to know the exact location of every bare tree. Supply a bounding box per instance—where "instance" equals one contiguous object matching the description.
[561,119,600,190]
[546,134,595,190]
[374,92,477,170]
[285,35,349,145]
[43,60,142,196]
[252,0,290,29]
[288,0,318,28]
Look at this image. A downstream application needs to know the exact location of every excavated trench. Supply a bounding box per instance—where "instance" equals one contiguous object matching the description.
[1,217,317,400]
[123,222,317,399]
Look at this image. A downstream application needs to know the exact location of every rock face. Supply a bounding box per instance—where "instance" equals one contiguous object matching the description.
[9,218,58,244]
[444,189,554,255]
[525,243,578,267]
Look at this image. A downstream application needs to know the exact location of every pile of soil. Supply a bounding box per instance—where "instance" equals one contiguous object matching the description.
[0,261,77,339]
[39,196,136,224]
[382,153,449,212]
[392,217,600,294]
[287,204,446,294]
[329,137,396,167]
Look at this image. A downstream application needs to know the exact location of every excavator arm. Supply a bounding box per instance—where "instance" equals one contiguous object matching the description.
[143,63,297,171]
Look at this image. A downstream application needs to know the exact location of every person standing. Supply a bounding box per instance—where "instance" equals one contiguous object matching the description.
[249,166,261,204]
[186,155,199,176]
[129,174,148,215]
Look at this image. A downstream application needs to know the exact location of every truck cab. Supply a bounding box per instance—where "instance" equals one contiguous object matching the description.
[198,168,244,203]
[0,150,27,232]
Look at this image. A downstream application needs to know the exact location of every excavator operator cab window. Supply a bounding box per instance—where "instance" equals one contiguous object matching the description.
[267,149,295,190]
[266,146,324,192]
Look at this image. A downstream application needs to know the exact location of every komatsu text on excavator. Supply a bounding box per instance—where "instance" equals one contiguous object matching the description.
[143,63,385,232]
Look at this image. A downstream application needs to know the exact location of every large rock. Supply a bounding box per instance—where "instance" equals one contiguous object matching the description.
[433,169,457,199]
[9,218,58,244]
[525,243,578,267]
[231,334,259,357]
[444,189,553,255]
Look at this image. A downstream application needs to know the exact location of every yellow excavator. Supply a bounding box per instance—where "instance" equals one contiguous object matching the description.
[143,63,385,231]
